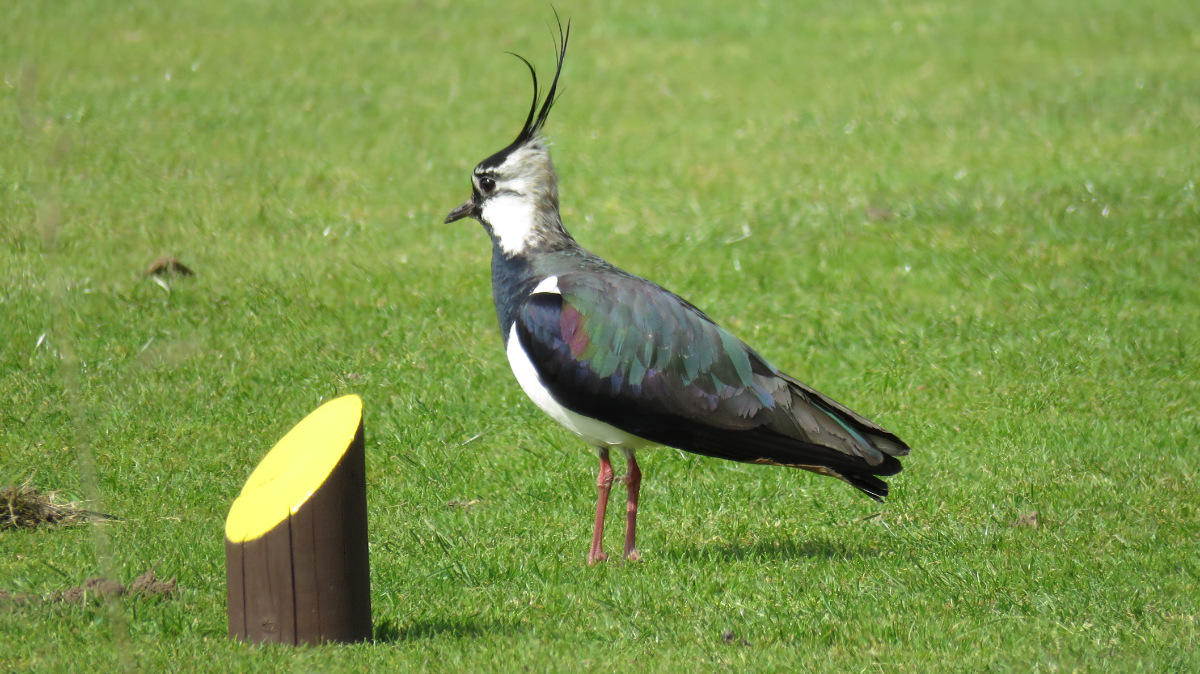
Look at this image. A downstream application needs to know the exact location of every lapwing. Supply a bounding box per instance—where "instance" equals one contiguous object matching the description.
[445,18,910,565]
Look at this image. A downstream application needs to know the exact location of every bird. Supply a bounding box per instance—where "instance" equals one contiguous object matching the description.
[444,17,910,565]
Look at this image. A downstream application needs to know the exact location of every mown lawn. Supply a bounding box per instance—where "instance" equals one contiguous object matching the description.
[2,0,1197,670]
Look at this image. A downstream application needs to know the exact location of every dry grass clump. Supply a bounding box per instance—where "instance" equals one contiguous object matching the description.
[0,482,110,530]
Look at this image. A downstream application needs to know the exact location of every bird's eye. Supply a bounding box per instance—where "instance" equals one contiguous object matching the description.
[479,176,496,193]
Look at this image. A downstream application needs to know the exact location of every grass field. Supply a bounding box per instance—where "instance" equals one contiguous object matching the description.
[2,0,1198,670]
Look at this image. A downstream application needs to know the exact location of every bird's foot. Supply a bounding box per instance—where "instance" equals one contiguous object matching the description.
[624,549,642,563]
[587,550,608,566]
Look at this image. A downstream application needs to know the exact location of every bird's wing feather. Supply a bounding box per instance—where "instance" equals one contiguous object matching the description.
[518,272,779,427]
[515,271,907,484]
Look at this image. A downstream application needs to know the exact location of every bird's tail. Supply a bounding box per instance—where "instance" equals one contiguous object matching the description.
[773,373,910,501]
[634,374,911,502]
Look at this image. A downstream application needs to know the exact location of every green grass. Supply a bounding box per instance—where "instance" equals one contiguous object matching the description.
[2,0,1198,670]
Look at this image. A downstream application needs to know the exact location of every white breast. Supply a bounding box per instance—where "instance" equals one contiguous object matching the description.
[505,277,651,449]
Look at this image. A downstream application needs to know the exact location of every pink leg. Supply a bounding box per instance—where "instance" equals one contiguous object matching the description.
[623,450,642,562]
[588,448,614,566]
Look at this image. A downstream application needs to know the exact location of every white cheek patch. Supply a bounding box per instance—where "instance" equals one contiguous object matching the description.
[481,194,536,256]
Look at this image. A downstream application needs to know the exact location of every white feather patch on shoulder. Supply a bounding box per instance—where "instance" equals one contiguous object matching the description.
[531,275,560,295]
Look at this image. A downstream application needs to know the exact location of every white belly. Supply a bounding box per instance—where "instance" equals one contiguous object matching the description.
[506,323,651,449]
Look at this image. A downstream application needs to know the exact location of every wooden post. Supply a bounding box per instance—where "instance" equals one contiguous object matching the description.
[225,394,371,645]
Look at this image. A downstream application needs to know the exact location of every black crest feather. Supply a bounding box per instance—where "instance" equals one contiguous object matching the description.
[478,12,570,171]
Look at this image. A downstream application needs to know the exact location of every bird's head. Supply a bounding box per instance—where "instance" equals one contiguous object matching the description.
[445,16,575,256]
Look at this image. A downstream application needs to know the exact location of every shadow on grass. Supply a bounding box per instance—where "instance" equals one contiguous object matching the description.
[662,536,882,564]
[374,615,516,643]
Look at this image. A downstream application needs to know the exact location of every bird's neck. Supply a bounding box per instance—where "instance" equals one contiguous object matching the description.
[482,189,586,343]
[490,246,538,342]
[488,225,590,344]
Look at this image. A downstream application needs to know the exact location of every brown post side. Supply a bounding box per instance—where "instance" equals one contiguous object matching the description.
[238,522,297,644]
[288,422,371,644]
[225,537,247,640]
[342,424,372,641]
[226,406,370,646]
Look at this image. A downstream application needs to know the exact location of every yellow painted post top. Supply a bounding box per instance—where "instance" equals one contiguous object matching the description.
[225,394,363,543]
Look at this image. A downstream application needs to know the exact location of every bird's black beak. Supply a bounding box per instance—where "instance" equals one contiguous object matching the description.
[444,197,477,224]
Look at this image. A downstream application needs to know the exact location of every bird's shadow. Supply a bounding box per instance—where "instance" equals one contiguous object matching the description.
[661,536,882,564]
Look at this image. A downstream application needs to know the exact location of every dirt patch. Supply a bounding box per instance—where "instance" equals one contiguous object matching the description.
[1011,511,1039,528]
[144,255,195,277]
[1,570,177,607]
[721,629,752,646]
[0,483,113,530]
